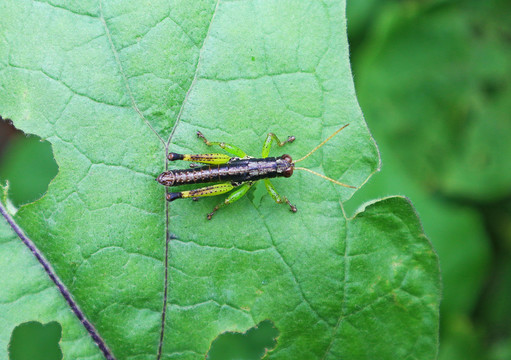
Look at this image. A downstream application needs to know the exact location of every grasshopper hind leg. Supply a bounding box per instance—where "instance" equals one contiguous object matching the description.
[166,183,234,202]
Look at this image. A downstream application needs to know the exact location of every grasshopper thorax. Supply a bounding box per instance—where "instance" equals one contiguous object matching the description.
[278,154,294,178]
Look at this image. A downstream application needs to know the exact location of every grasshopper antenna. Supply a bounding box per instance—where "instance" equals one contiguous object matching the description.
[293,167,356,188]
[293,123,356,189]
[293,123,350,164]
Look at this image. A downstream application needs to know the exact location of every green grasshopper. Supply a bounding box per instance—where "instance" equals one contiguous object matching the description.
[157,124,355,219]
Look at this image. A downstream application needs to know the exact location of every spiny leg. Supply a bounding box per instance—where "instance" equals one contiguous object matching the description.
[262,132,295,158]
[264,179,297,212]
[167,152,232,165]
[196,131,248,158]
[207,182,254,220]
[166,183,234,202]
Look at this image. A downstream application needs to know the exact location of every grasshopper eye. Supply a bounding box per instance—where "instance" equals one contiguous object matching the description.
[283,167,293,178]
[282,154,292,163]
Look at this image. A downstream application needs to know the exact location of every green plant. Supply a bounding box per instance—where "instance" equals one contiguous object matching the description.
[0,1,440,359]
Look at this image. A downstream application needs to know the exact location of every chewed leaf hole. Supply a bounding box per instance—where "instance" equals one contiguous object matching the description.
[0,119,58,207]
[8,321,62,360]
[207,320,279,360]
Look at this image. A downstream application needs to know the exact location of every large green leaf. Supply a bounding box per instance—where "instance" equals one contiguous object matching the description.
[0,0,440,359]
[345,137,490,317]
[0,207,102,359]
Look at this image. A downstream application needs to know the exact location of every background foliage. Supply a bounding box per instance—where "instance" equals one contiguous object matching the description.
[345,0,511,359]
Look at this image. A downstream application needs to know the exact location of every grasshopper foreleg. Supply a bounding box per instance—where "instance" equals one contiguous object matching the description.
[197,131,248,158]
[264,179,297,212]
[262,132,295,158]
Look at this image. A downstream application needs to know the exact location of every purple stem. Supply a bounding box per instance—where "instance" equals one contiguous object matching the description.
[0,203,116,360]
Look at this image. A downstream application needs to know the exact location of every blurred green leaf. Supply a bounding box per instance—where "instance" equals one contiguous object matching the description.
[0,135,58,207]
[438,314,485,360]
[477,258,511,344]
[0,0,439,358]
[346,1,511,358]
[9,321,62,360]
[207,320,278,360]
[354,1,511,201]
[488,338,511,360]
[345,0,380,39]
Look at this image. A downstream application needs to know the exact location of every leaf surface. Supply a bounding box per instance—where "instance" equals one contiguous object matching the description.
[345,137,490,316]
[0,210,103,359]
[0,0,439,359]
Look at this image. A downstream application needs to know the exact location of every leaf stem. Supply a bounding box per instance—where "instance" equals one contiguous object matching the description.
[0,202,116,360]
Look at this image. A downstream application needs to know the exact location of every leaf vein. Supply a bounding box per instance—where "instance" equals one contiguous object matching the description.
[172,237,272,254]
[161,2,220,358]
[33,0,98,19]
[321,218,349,359]
[253,207,330,326]
[98,0,165,145]
[166,0,220,146]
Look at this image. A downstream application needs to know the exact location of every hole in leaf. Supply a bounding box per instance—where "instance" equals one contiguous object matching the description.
[0,119,58,207]
[8,321,63,360]
[207,320,279,360]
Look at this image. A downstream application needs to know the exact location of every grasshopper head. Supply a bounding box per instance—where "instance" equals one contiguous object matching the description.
[278,154,294,178]
[156,171,176,186]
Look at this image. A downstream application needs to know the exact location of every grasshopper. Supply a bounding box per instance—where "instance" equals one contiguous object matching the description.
[157,124,355,219]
